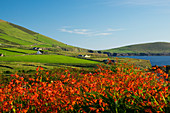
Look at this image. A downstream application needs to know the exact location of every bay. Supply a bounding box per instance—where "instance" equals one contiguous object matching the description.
[117,56,170,66]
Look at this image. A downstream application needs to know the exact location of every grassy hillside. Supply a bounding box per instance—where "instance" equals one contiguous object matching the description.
[0,54,98,64]
[103,42,170,53]
[0,47,37,55]
[0,19,87,52]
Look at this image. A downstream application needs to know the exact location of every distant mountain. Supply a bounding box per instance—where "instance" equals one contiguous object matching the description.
[0,19,86,52]
[103,42,170,54]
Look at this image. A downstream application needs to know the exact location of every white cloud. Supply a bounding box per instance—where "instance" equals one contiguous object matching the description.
[95,33,112,36]
[59,28,73,33]
[59,28,89,35]
[73,29,89,35]
[107,28,124,32]
[59,27,124,37]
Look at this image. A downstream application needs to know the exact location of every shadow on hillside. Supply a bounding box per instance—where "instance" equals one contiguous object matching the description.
[0,48,27,54]
[0,65,13,69]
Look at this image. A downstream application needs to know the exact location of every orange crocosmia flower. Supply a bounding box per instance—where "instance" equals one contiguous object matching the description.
[10,74,14,77]
[145,108,152,113]
[40,66,43,70]
[65,70,68,73]
[22,109,28,113]
[29,78,35,81]
[61,75,66,78]
[93,99,97,103]
[46,71,49,75]
[152,67,156,69]
[46,77,49,81]
[15,80,20,84]
[67,74,71,77]
[83,86,88,92]
[101,107,104,111]
[19,77,24,81]
[48,84,52,87]
[96,109,100,113]
[71,79,76,84]
[36,78,39,81]
[3,102,7,106]
[99,99,103,105]
[15,74,19,78]
[89,107,96,111]
[72,101,76,106]
[36,66,39,71]
[163,65,166,68]
[144,69,148,71]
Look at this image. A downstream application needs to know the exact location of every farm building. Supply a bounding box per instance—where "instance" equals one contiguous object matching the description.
[38,48,42,50]
[84,55,90,58]
[37,51,42,54]
[78,55,90,58]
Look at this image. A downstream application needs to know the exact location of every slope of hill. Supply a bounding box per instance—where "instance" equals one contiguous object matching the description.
[0,19,152,75]
[0,19,86,52]
[103,42,170,54]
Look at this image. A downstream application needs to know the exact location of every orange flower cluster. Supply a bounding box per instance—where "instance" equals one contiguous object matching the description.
[0,63,169,113]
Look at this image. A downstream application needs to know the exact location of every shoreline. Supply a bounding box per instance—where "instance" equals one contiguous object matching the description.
[103,52,170,56]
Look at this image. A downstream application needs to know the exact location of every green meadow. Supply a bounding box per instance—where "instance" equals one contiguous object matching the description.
[0,54,99,74]
[0,47,37,55]
[0,54,98,64]
[0,49,23,55]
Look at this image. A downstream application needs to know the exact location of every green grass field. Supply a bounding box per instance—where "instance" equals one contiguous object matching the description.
[0,54,99,74]
[3,48,36,54]
[0,47,37,56]
[0,54,98,64]
[0,49,23,56]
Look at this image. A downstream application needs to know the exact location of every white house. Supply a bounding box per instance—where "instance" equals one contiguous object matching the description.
[37,51,42,54]
[78,54,90,58]
[38,48,42,50]
[84,55,90,58]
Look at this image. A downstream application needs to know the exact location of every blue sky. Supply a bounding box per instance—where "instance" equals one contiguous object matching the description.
[1,0,170,50]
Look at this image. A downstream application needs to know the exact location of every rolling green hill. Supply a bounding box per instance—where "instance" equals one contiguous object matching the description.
[0,19,65,46]
[0,19,102,74]
[103,42,170,53]
[0,19,86,52]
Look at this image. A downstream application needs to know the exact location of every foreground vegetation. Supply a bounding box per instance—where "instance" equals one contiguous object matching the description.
[0,61,169,113]
[0,55,151,75]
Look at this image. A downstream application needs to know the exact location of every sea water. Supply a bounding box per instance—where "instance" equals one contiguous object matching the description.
[117,56,170,66]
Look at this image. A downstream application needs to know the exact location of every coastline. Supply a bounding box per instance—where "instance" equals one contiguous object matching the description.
[103,52,170,56]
